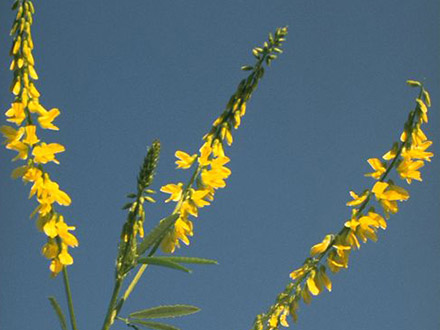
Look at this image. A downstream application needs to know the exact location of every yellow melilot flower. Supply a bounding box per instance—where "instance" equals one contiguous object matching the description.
[37,107,60,130]
[175,150,197,169]
[310,234,333,256]
[415,98,428,123]
[396,159,424,184]
[1,125,24,144]
[22,125,39,145]
[7,140,28,160]
[198,142,212,166]
[306,269,322,296]
[5,102,26,125]
[365,158,386,179]
[189,189,211,208]
[32,142,65,164]
[346,190,368,206]
[289,266,306,280]
[160,183,183,202]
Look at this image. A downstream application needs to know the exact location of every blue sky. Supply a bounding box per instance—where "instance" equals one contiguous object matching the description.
[0,1,439,330]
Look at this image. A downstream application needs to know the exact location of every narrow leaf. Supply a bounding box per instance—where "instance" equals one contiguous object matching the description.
[152,256,218,265]
[137,214,179,256]
[48,296,68,330]
[129,320,181,330]
[138,257,192,273]
[129,305,201,319]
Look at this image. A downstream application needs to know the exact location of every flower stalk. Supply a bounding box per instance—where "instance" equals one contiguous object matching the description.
[251,81,433,329]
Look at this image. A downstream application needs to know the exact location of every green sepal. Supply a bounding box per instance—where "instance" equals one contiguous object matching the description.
[153,256,218,265]
[128,320,181,330]
[129,304,201,319]
[137,214,179,256]
[138,257,192,274]
[122,202,133,210]
[11,0,19,10]
[241,65,253,71]
[48,296,68,330]
[127,193,138,199]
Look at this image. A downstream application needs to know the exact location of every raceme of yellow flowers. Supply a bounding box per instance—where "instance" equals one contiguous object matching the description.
[252,81,433,330]
[159,27,288,254]
[2,0,78,276]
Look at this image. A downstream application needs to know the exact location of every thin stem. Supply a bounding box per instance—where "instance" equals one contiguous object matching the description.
[62,267,79,330]
[101,278,123,330]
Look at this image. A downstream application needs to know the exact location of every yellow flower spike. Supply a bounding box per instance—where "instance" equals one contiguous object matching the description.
[306,269,322,296]
[22,125,39,146]
[32,142,65,164]
[365,158,386,179]
[175,150,197,169]
[37,108,60,130]
[310,234,333,256]
[397,159,424,184]
[160,183,183,202]
[346,190,368,206]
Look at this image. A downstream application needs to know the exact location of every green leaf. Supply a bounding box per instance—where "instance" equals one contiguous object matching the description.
[138,257,192,273]
[129,305,201,319]
[129,320,181,330]
[137,214,179,256]
[152,256,218,265]
[48,297,68,330]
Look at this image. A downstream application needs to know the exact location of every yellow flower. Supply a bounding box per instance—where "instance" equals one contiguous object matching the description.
[160,183,183,202]
[423,90,431,107]
[310,234,333,256]
[306,269,322,296]
[201,168,227,189]
[198,142,212,166]
[6,140,28,160]
[42,240,59,259]
[22,125,39,145]
[416,98,428,123]
[289,266,306,280]
[346,190,368,207]
[365,158,386,179]
[49,258,63,275]
[397,159,424,184]
[32,142,65,164]
[189,189,211,208]
[175,150,197,169]
[5,102,26,125]
[317,266,332,292]
[58,248,73,265]
[372,181,409,201]
[37,108,60,130]
[1,125,24,144]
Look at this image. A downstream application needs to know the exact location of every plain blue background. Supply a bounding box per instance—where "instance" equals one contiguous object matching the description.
[1,1,439,330]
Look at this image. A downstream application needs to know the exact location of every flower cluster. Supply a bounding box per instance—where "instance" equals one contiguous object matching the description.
[253,80,433,330]
[160,27,288,253]
[2,0,78,276]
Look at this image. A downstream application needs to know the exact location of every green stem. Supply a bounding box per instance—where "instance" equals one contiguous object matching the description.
[62,267,79,330]
[101,278,123,330]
